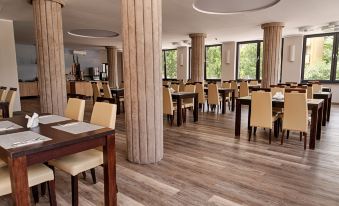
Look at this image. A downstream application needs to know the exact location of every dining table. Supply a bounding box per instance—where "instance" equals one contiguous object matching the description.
[204,88,235,113]
[110,88,124,115]
[313,92,332,126]
[235,96,324,150]
[171,92,198,127]
[0,101,9,118]
[0,115,117,205]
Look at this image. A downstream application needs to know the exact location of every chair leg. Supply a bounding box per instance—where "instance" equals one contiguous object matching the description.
[82,171,87,180]
[299,132,302,141]
[48,180,57,206]
[41,182,46,196]
[248,126,252,141]
[281,130,285,145]
[71,175,79,206]
[32,185,39,204]
[170,115,174,126]
[287,130,290,139]
[269,129,272,144]
[253,127,257,135]
[90,168,97,184]
[304,132,307,150]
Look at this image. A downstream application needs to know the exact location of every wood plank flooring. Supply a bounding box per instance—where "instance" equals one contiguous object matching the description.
[1,98,339,205]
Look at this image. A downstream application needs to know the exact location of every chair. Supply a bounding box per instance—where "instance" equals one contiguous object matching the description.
[230,81,239,98]
[102,82,113,98]
[195,82,206,111]
[0,164,56,205]
[221,82,231,110]
[222,82,231,89]
[0,87,7,101]
[171,84,180,93]
[3,89,16,118]
[307,86,313,99]
[281,92,308,150]
[207,83,221,112]
[163,87,178,125]
[239,81,249,97]
[312,84,322,93]
[91,82,102,103]
[249,91,279,144]
[64,98,85,121]
[183,84,196,109]
[49,102,117,206]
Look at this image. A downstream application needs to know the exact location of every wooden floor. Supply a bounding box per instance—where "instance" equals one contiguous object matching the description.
[1,98,339,206]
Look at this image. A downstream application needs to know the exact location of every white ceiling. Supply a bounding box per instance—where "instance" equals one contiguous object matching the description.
[0,0,339,49]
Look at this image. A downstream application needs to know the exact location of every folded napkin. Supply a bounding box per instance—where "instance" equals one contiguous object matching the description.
[25,113,39,128]
[273,92,284,100]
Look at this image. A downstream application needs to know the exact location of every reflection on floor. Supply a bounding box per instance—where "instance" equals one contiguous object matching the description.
[1,98,339,205]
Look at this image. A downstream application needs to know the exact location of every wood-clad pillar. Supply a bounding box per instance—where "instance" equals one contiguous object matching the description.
[31,0,67,115]
[261,22,285,88]
[189,33,206,82]
[106,46,118,88]
[121,0,163,164]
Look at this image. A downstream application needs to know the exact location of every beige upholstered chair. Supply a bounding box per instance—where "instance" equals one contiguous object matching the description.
[91,82,101,103]
[312,84,322,93]
[0,164,56,204]
[222,82,231,89]
[249,91,279,144]
[163,87,177,125]
[239,81,249,97]
[102,82,113,98]
[4,89,16,118]
[195,82,206,111]
[171,84,180,93]
[64,98,85,122]
[230,81,239,98]
[0,160,5,168]
[307,86,313,99]
[49,102,117,205]
[281,92,308,149]
[183,84,196,109]
[207,83,221,112]
[0,87,7,101]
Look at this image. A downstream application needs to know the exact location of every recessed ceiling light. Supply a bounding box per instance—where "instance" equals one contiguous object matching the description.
[68,29,119,38]
[193,0,281,15]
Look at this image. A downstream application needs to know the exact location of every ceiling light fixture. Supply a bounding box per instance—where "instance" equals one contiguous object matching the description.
[321,21,339,32]
[68,29,119,38]
[298,26,317,33]
[192,0,281,15]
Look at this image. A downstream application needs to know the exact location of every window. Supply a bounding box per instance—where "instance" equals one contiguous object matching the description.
[236,41,263,80]
[205,45,222,80]
[162,49,177,79]
[302,33,339,82]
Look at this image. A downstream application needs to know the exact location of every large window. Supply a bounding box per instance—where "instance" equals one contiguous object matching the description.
[302,33,339,82]
[236,41,263,80]
[205,45,222,80]
[162,49,177,79]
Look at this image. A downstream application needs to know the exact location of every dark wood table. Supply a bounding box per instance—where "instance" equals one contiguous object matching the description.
[204,88,235,113]
[171,92,198,127]
[314,92,332,126]
[0,101,9,118]
[0,116,117,205]
[235,96,324,150]
[111,88,124,115]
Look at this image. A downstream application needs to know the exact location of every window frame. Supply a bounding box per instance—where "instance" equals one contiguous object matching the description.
[301,32,339,83]
[162,49,178,80]
[204,44,222,81]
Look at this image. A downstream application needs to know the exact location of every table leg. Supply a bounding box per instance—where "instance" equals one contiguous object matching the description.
[103,134,117,206]
[235,99,241,136]
[310,107,318,149]
[322,97,328,126]
[116,95,121,115]
[327,95,332,122]
[8,156,30,206]
[231,91,235,112]
[247,105,251,130]
[194,94,198,122]
[177,97,182,127]
[221,91,226,114]
[2,104,9,118]
[317,104,323,140]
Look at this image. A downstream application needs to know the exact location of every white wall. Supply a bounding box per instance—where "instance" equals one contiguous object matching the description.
[221,42,236,81]
[0,19,21,111]
[176,46,189,80]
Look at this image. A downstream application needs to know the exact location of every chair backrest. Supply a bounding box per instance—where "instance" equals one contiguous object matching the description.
[271,87,285,96]
[230,81,239,98]
[249,80,258,86]
[64,98,85,121]
[184,84,196,104]
[208,83,219,105]
[239,81,249,97]
[5,89,16,118]
[102,82,112,98]
[250,91,272,129]
[195,83,205,104]
[90,102,117,129]
[0,87,7,102]
[222,82,231,89]
[307,86,313,99]
[171,84,180,93]
[312,84,322,93]
[285,88,306,93]
[91,82,101,102]
[163,87,174,115]
[283,92,308,132]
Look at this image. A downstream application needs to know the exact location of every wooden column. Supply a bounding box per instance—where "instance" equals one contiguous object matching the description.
[189,33,206,82]
[121,0,163,164]
[106,46,118,88]
[261,22,285,88]
[31,0,67,115]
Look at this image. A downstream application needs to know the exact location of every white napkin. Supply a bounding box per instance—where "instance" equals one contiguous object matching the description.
[25,113,40,128]
[169,88,175,93]
[273,92,284,100]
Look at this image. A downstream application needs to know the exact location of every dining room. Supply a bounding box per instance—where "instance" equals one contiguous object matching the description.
[0,0,339,205]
